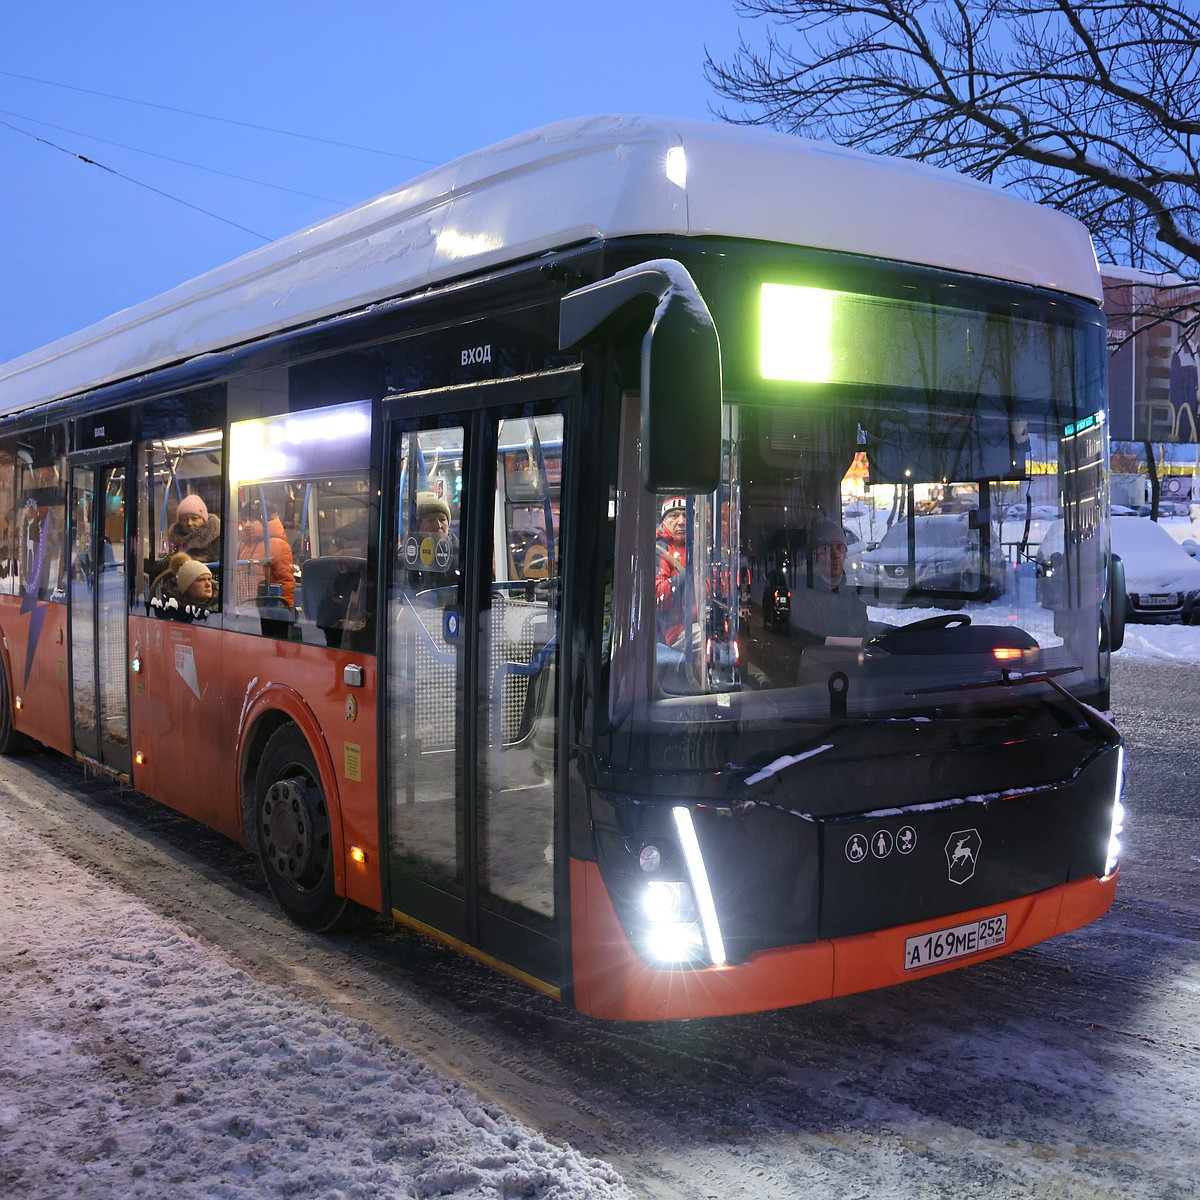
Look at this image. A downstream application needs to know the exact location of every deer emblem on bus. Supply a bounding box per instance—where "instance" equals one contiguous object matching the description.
[945,829,982,885]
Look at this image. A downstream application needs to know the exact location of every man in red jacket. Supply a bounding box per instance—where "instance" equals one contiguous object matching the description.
[655,496,689,649]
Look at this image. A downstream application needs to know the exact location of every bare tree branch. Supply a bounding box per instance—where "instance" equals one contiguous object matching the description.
[706,0,1200,300]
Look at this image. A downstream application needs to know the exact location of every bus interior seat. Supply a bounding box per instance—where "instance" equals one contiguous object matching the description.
[301,554,367,630]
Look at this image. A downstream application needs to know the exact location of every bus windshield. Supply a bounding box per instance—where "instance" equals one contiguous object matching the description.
[607,278,1108,742]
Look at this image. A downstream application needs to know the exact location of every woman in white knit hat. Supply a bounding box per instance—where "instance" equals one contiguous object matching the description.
[149,552,217,619]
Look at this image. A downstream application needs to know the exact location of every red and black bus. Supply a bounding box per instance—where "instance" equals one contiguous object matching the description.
[0,117,1124,1019]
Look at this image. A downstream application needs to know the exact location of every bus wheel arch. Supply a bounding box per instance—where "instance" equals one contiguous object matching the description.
[239,705,348,932]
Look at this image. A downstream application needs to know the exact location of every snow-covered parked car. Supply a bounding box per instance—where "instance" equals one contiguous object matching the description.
[1039,517,1200,623]
[1112,518,1200,622]
[1156,516,1200,558]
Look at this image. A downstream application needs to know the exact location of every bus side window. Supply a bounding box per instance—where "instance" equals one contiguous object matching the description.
[0,443,14,596]
[137,431,224,612]
[395,427,464,603]
[491,414,561,747]
[229,400,374,645]
[296,474,375,650]
[11,432,67,603]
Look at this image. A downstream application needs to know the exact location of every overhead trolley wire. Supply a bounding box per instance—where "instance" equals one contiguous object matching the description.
[0,106,350,205]
[0,118,272,242]
[0,69,441,166]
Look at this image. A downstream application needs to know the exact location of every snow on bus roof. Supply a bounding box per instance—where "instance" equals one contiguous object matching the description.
[0,114,1102,417]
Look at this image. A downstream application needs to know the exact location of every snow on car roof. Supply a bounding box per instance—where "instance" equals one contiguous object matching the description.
[1111,517,1200,593]
[0,114,1102,417]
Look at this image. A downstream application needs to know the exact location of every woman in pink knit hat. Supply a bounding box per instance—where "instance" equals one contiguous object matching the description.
[168,493,221,562]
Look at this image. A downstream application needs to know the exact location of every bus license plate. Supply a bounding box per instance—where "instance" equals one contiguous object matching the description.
[903,914,1007,971]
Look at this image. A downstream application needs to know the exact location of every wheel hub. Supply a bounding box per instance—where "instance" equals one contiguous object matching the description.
[261,777,317,882]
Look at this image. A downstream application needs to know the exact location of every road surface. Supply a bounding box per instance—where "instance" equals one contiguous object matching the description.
[0,654,1195,1198]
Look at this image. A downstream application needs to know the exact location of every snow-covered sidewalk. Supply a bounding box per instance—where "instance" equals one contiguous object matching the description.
[0,808,631,1200]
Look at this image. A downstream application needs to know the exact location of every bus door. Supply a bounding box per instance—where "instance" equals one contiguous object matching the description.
[67,455,132,776]
[383,370,576,994]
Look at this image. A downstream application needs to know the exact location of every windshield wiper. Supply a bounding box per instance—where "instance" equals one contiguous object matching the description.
[909,665,1118,739]
[907,664,1080,697]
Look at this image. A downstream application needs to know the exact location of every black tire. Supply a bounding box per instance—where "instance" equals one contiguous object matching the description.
[252,724,348,931]
[0,660,31,755]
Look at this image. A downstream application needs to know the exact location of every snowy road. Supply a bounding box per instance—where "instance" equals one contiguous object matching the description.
[1,651,1198,1198]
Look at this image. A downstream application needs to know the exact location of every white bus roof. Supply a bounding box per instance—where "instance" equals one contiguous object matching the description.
[0,114,1102,417]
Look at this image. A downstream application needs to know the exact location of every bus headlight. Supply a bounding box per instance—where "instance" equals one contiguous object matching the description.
[632,809,727,967]
[645,921,706,964]
[642,880,691,921]
[672,805,726,966]
[639,881,704,964]
[1105,747,1125,878]
[1105,799,1125,877]
[597,801,729,969]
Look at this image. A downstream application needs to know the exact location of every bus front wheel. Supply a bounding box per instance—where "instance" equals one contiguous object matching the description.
[253,725,348,931]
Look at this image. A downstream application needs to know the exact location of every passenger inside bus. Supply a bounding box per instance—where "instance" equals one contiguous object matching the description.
[411,491,460,585]
[167,493,221,564]
[417,491,450,537]
[177,558,216,609]
[655,495,689,656]
[306,554,370,649]
[234,495,295,639]
[148,551,217,620]
[137,429,224,613]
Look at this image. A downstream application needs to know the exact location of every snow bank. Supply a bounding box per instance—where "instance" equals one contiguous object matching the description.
[1113,624,1200,662]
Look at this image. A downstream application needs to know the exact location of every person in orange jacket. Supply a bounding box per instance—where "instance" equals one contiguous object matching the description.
[237,502,295,609]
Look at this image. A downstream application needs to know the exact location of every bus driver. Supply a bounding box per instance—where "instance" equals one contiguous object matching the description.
[787,515,871,647]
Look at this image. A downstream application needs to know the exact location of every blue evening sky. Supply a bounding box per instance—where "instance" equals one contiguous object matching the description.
[1,1,750,363]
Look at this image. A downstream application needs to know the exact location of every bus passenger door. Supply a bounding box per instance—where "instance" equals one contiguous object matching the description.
[68,458,132,776]
[383,372,574,995]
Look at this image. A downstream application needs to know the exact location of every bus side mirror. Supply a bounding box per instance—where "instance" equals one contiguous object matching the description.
[1108,553,1126,653]
[640,289,722,494]
[559,260,722,494]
